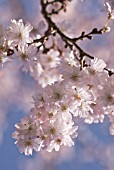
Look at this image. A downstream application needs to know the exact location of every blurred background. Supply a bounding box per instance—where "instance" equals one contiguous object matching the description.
[0,0,114,170]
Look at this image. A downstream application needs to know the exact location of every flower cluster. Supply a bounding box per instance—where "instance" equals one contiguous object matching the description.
[12,110,78,155]
[12,45,114,155]
[0,0,114,155]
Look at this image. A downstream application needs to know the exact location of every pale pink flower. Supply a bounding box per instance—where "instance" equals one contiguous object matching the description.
[15,137,41,156]
[12,116,42,155]
[83,58,108,86]
[7,19,33,46]
[39,49,60,68]
[37,68,62,87]
[60,63,85,86]
[66,86,94,118]
[14,44,37,71]
[84,102,105,124]
[90,58,106,72]
[30,62,62,88]
[64,50,77,66]
[12,116,40,138]
[46,114,78,152]
[107,107,114,121]
[32,86,50,108]
[98,79,114,108]
[48,82,66,103]
[30,104,58,123]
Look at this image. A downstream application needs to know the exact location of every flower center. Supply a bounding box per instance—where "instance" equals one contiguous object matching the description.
[25,140,31,146]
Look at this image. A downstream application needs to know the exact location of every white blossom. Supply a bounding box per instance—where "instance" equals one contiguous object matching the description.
[7,19,33,47]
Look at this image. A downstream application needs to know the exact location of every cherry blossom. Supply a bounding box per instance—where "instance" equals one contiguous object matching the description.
[0,0,113,156]
[7,19,33,47]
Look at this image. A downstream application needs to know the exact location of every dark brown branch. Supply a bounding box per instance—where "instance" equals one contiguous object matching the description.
[40,0,94,60]
[40,0,114,75]
[73,28,103,42]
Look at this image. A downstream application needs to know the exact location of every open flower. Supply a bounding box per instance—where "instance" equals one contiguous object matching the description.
[7,19,33,47]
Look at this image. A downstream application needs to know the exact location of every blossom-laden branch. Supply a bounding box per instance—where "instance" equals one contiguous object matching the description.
[40,0,114,74]
[0,0,113,155]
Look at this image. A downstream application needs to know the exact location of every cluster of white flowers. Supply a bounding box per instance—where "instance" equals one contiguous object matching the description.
[1,0,114,156]
[12,110,78,155]
[12,49,114,155]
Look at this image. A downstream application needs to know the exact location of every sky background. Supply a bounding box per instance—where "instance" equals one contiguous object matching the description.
[0,0,114,170]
